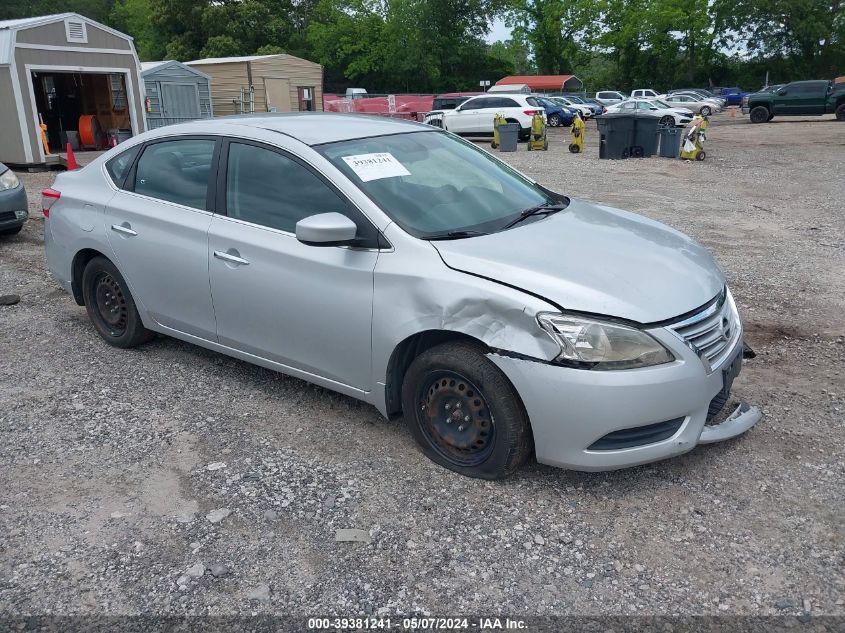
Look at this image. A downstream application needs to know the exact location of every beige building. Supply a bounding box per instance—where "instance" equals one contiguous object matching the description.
[186,54,323,116]
[0,13,145,166]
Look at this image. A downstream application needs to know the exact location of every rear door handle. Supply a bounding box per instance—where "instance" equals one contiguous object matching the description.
[111,223,137,237]
[213,250,250,266]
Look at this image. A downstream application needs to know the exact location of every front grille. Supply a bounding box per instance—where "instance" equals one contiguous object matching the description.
[0,211,16,222]
[669,289,741,371]
[588,417,685,451]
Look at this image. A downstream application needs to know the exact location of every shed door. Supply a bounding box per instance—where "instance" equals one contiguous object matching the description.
[264,78,292,112]
[161,82,200,119]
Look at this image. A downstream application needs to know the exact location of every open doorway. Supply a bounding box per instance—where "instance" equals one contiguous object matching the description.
[30,70,134,154]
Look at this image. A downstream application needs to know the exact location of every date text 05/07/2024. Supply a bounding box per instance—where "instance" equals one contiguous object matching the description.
[307,616,528,630]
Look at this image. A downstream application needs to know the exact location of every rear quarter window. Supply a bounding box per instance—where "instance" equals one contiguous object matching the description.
[105,146,140,188]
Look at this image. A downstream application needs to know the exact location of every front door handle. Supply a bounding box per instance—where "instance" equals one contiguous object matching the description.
[111,223,137,237]
[213,250,250,266]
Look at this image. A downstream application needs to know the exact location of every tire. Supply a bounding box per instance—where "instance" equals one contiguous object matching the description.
[836,104,845,121]
[0,225,23,236]
[659,115,675,127]
[401,341,532,479]
[548,113,562,127]
[82,256,154,348]
[700,106,711,116]
[767,113,775,121]
[696,150,706,161]
[569,143,580,153]
[750,106,769,123]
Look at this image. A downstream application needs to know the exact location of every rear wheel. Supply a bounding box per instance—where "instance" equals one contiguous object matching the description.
[401,342,532,479]
[750,106,769,123]
[696,150,706,161]
[659,115,675,127]
[82,256,154,348]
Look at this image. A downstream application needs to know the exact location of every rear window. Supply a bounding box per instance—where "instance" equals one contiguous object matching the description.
[105,146,140,188]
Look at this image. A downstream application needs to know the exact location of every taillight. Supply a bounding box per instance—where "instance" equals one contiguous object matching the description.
[41,188,60,217]
[524,109,541,116]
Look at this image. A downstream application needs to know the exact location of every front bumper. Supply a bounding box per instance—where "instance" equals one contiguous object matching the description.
[489,330,759,471]
[0,184,28,229]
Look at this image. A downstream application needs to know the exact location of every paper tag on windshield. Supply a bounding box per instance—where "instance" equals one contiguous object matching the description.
[341,152,411,182]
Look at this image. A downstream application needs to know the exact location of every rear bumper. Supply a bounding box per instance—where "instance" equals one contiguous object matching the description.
[489,332,759,471]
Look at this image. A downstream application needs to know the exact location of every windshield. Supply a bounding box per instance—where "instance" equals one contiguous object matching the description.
[567,96,584,103]
[319,131,562,238]
[652,99,671,108]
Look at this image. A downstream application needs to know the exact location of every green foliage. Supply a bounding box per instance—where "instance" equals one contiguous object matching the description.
[2,0,842,92]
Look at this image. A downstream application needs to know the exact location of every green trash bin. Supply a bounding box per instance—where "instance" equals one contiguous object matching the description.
[657,126,683,158]
[498,123,520,152]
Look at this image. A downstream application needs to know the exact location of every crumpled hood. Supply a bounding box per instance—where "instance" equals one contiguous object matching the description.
[432,199,725,324]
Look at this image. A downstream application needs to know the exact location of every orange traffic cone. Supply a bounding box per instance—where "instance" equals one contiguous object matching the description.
[66,143,79,170]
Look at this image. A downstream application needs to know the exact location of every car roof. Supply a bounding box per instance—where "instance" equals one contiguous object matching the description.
[154,112,434,146]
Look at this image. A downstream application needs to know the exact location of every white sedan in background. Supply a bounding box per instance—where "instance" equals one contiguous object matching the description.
[550,96,592,118]
[606,99,695,127]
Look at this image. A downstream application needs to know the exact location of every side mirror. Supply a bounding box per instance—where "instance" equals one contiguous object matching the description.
[296,212,358,246]
[649,107,658,110]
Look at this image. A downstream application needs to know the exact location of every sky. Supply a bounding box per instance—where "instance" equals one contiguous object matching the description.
[486,17,512,43]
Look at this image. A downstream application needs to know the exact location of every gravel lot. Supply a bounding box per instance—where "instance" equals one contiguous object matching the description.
[1,114,843,623]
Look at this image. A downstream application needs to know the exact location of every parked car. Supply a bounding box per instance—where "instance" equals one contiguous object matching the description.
[42,114,760,479]
[605,99,694,127]
[0,162,28,236]
[345,88,368,99]
[533,96,575,127]
[744,80,845,122]
[718,87,750,107]
[432,93,544,139]
[431,92,482,111]
[631,89,662,99]
[549,96,593,119]
[594,91,627,105]
[669,88,726,107]
[663,93,720,116]
[557,95,603,117]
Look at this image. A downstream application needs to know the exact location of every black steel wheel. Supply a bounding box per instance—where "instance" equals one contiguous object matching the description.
[416,370,496,467]
[94,272,129,336]
[82,256,154,348]
[401,341,532,479]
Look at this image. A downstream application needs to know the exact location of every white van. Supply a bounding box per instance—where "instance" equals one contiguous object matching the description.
[487,84,531,94]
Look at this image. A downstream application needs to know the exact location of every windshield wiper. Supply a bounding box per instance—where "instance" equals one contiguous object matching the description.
[500,203,568,230]
[424,229,489,241]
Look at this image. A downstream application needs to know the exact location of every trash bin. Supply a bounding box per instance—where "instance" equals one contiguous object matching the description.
[595,112,661,159]
[595,113,635,159]
[498,123,520,152]
[657,126,683,158]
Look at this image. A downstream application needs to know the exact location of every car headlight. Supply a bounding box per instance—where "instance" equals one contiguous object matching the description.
[0,169,20,191]
[537,313,674,370]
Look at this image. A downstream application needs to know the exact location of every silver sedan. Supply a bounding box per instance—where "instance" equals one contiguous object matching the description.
[663,93,721,116]
[43,113,760,478]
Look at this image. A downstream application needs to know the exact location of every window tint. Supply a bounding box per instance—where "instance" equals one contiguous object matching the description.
[134,139,215,209]
[526,97,540,107]
[636,101,652,110]
[106,145,140,188]
[225,142,349,233]
[620,101,635,110]
[461,97,486,109]
[496,97,519,108]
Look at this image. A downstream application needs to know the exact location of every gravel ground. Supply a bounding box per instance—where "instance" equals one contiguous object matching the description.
[0,113,843,622]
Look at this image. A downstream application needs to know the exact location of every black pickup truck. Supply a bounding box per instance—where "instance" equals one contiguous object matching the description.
[743,80,845,122]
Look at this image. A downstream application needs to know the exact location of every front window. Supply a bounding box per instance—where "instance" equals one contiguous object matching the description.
[318,131,562,239]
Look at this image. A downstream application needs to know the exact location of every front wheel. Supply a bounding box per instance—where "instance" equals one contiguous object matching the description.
[659,115,675,127]
[836,104,845,121]
[82,256,154,348]
[696,150,706,161]
[548,113,561,127]
[401,342,532,479]
[749,106,769,123]
[700,106,711,116]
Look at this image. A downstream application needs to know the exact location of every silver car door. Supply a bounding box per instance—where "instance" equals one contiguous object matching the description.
[207,138,379,390]
[104,137,219,339]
